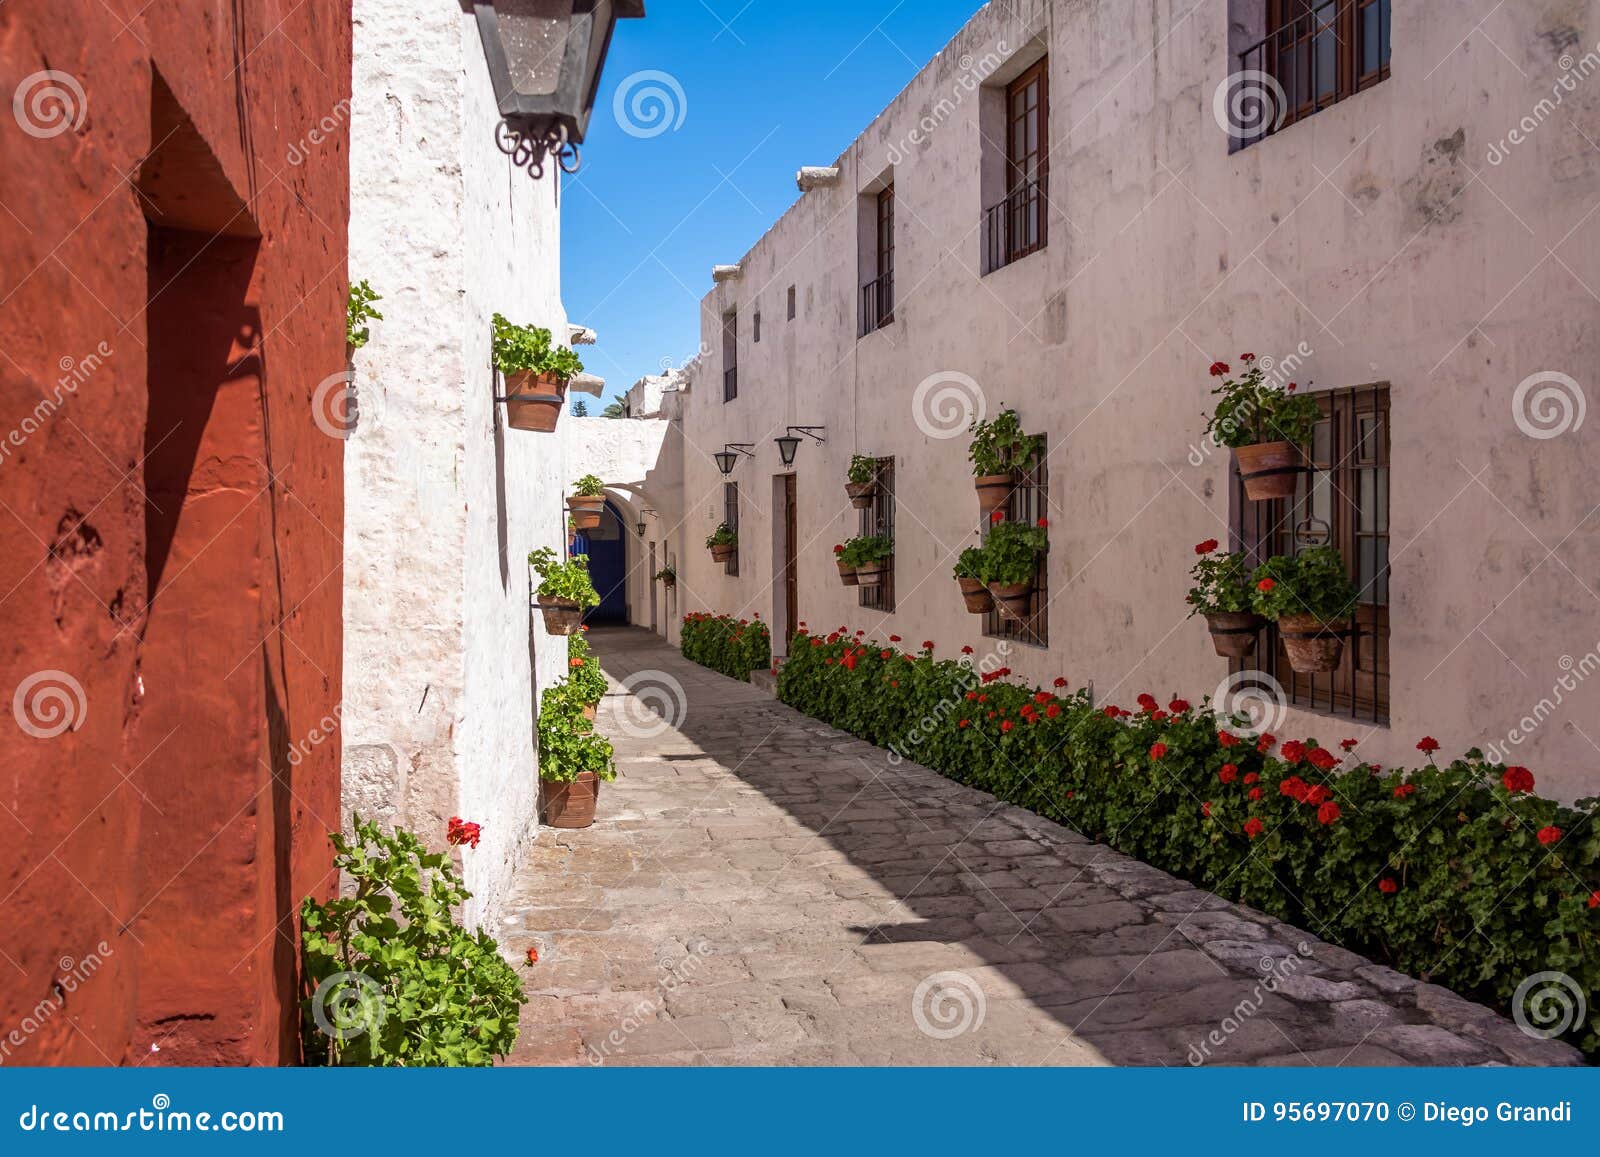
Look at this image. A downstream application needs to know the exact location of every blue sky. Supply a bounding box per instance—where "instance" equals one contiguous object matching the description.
[561,0,985,404]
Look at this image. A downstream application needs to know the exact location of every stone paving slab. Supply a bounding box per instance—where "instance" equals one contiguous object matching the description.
[499,627,1582,1068]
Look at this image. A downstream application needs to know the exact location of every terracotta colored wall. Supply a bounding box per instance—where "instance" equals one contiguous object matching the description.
[0,0,350,1064]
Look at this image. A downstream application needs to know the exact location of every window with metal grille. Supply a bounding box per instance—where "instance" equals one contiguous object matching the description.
[787,285,796,320]
[723,481,740,577]
[1233,384,1390,721]
[753,310,761,344]
[722,311,737,402]
[983,59,1048,275]
[861,186,895,336]
[982,439,1049,647]
[1236,0,1391,148]
[857,457,895,614]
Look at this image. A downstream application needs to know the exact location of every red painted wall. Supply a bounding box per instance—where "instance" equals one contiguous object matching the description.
[0,0,350,1064]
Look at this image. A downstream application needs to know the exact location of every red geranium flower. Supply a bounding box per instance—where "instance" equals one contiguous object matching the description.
[1209,361,1230,377]
[833,544,844,554]
[1241,352,1257,363]
[1378,878,1398,895]
[1256,733,1276,753]
[1150,742,1168,761]
[1502,766,1535,794]
[446,816,482,849]
[1169,698,1191,714]
[1104,706,1121,719]
[1137,693,1159,712]
[1247,787,1263,801]
[958,719,970,729]
[1317,801,1341,825]
[1219,764,1238,784]
[1218,731,1239,748]
[1001,720,1014,733]
[1243,771,1259,785]
[1393,783,1416,799]
[1416,736,1441,755]
[1195,539,1220,555]
[990,509,1005,524]
[1054,677,1069,688]
[1307,747,1339,771]
[1037,517,1049,529]
[1256,578,1276,593]
[922,640,935,651]
[1045,704,1061,719]
[1589,891,1599,909]
[1279,775,1309,802]
[1339,738,1359,752]
[1280,740,1307,764]
[1243,817,1265,839]
[961,645,974,654]
[1202,802,1212,818]
[1536,826,1562,846]
[525,947,540,964]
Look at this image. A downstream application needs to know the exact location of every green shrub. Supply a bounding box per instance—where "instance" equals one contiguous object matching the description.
[567,630,607,705]
[777,625,1600,1058]
[1187,538,1256,616]
[953,546,985,581]
[847,454,879,486]
[537,679,615,783]
[976,518,1047,585]
[528,547,600,607]
[492,313,583,382]
[347,280,383,350]
[705,523,738,550]
[968,408,1043,476]
[1203,352,1320,449]
[1252,545,1359,623]
[681,612,771,680]
[839,534,893,567]
[299,816,525,1067]
[572,474,606,497]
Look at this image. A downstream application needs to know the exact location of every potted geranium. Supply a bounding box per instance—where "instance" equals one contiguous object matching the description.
[528,547,599,635]
[1203,353,1320,501]
[954,546,992,614]
[567,631,607,722]
[968,409,1043,517]
[538,680,615,829]
[845,535,893,588]
[1251,546,1359,673]
[568,474,605,531]
[980,516,1047,618]
[706,523,737,564]
[347,279,383,361]
[1187,538,1264,659]
[494,312,583,433]
[845,454,879,509]
[654,565,676,590]
[834,543,857,587]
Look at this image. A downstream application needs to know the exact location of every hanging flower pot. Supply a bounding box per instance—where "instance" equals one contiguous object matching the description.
[845,482,877,509]
[504,370,567,433]
[974,472,1016,516]
[537,597,584,635]
[988,581,1034,619]
[706,523,737,564]
[543,771,599,829]
[567,476,606,531]
[845,454,879,510]
[856,560,889,588]
[710,544,735,563]
[1233,441,1302,502]
[1204,611,1266,660]
[958,576,993,614]
[1278,614,1348,673]
[837,560,859,587]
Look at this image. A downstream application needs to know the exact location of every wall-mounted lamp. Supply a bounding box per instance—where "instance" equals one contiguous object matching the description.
[774,426,827,467]
[473,1,646,180]
[713,444,755,476]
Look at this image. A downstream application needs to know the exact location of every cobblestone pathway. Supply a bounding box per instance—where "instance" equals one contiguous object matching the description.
[500,628,1580,1067]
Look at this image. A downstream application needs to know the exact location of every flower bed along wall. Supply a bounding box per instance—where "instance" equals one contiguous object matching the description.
[681,612,772,682]
[776,626,1600,1057]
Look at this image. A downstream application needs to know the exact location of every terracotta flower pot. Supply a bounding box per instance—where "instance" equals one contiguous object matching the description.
[974,473,1016,516]
[504,370,567,433]
[537,598,583,635]
[988,581,1033,619]
[1204,610,1266,660]
[837,560,859,587]
[1278,613,1348,673]
[710,543,736,563]
[1234,440,1302,501]
[958,576,994,614]
[567,494,604,531]
[856,560,889,588]
[845,481,877,510]
[543,771,599,829]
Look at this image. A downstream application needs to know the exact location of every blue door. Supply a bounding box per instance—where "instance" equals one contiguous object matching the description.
[575,500,628,624]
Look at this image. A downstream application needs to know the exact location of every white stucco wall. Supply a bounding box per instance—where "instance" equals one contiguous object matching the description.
[672,0,1600,798]
[345,0,572,927]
